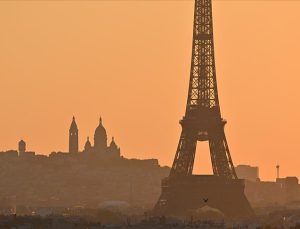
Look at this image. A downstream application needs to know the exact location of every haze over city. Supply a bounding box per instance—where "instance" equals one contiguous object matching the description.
[1,0,300,181]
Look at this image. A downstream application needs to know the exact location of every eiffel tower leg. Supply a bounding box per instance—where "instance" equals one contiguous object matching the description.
[209,129,237,179]
[171,130,197,177]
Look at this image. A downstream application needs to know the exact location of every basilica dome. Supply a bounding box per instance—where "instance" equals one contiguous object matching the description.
[94,117,108,152]
[95,118,107,137]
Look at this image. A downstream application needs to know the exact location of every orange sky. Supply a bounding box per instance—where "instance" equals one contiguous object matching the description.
[0,0,300,181]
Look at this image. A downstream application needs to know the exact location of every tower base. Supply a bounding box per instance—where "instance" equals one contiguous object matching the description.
[154,175,254,219]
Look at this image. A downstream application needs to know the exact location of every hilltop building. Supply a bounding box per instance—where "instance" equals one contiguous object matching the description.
[18,140,26,156]
[68,117,120,158]
[69,117,79,154]
[94,117,108,153]
[0,117,169,210]
[84,137,92,152]
[18,140,35,157]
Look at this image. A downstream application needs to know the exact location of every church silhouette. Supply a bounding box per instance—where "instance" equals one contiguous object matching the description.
[69,117,120,158]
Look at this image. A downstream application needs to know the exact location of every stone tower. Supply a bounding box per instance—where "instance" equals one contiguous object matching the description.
[18,140,26,156]
[69,116,79,154]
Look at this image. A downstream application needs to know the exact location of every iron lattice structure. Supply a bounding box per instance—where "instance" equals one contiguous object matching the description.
[170,0,237,179]
[154,0,254,217]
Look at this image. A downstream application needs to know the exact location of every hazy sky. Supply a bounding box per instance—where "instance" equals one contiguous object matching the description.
[0,0,300,181]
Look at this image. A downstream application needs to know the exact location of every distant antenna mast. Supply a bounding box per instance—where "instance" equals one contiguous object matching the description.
[276,164,280,179]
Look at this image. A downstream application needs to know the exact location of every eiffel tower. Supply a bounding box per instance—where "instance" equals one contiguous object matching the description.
[154,0,253,218]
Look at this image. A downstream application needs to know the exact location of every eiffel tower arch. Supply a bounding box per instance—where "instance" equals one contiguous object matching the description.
[154,0,254,218]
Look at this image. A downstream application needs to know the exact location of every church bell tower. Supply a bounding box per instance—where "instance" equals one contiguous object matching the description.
[69,116,79,154]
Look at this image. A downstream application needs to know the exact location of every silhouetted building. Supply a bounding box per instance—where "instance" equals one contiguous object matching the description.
[0,118,169,210]
[82,118,121,157]
[69,116,79,154]
[108,137,121,158]
[236,165,259,182]
[84,137,92,153]
[277,177,299,203]
[17,140,35,157]
[94,117,107,153]
[18,140,26,156]
[242,175,300,207]
[0,150,18,158]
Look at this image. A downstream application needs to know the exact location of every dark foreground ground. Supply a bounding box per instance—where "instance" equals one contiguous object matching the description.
[0,215,221,229]
[0,214,300,229]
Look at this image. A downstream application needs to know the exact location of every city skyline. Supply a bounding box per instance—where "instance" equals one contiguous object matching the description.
[1,0,300,181]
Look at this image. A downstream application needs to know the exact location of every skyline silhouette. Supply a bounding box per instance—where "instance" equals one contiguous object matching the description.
[1,0,300,181]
